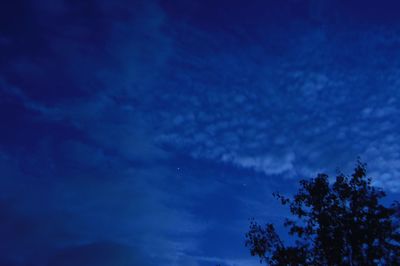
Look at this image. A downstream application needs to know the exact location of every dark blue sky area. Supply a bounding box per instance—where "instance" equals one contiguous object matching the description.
[1,1,400,265]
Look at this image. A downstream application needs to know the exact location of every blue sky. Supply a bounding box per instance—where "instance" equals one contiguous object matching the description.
[1,0,400,265]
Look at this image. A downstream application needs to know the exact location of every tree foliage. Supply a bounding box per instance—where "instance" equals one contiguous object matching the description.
[245,162,400,265]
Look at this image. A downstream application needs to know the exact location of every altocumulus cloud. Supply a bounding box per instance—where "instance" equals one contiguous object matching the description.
[156,19,400,192]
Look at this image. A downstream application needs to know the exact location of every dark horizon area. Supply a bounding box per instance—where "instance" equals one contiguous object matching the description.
[1,1,400,265]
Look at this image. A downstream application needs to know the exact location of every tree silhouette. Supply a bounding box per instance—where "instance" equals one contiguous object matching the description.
[245,161,400,265]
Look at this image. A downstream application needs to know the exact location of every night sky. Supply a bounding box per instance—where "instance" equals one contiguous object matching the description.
[1,1,400,265]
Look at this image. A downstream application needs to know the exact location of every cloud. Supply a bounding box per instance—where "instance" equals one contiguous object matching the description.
[154,22,400,193]
[47,242,153,266]
[232,152,295,176]
[0,1,205,265]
